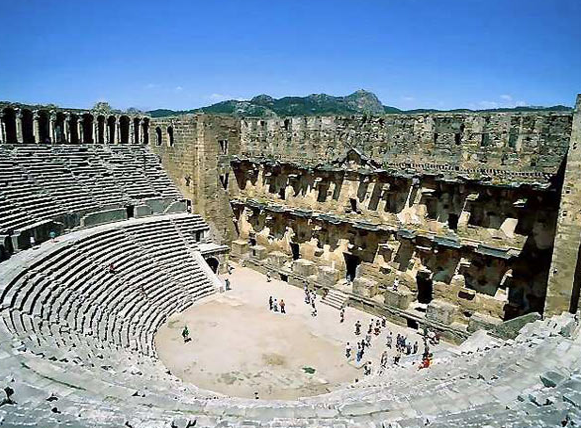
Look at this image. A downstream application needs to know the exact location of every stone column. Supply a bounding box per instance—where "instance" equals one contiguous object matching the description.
[49,112,56,143]
[129,119,135,144]
[115,118,121,144]
[15,110,23,143]
[32,111,40,143]
[77,119,84,144]
[138,119,144,144]
[0,112,5,144]
[92,120,98,144]
[105,120,110,144]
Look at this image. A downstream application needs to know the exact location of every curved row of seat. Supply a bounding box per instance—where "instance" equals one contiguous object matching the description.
[0,144,183,236]
[0,215,580,427]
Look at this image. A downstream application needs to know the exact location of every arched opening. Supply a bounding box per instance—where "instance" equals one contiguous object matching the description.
[69,114,79,143]
[133,118,140,144]
[167,125,174,147]
[38,111,50,143]
[55,112,66,143]
[155,127,162,146]
[416,271,433,304]
[2,108,18,143]
[82,114,93,144]
[290,242,300,260]
[107,116,116,144]
[97,116,105,144]
[142,118,149,145]
[21,109,34,143]
[205,257,220,274]
[119,115,130,144]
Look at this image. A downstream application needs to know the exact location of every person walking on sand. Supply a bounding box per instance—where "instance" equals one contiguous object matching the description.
[280,299,286,314]
[345,342,352,359]
[182,326,190,343]
[269,296,273,311]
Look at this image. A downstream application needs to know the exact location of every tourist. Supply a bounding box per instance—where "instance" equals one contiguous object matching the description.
[392,278,399,291]
[394,349,402,365]
[273,299,279,312]
[365,334,372,348]
[224,278,231,291]
[340,307,345,323]
[355,320,361,335]
[311,307,318,317]
[406,343,412,355]
[386,332,393,349]
[269,296,273,311]
[380,350,388,370]
[364,361,372,376]
[227,264,233,275]
[345,342,352,359]
[280,299,286,314]
[254,392,259,399]
[413,341,418,354]
[356,348,363,363]
[266,272,272,282]
[109,263,116,274]
[181,326,189,343]
[30,236,36,249]
[360,339,366,351]
[49,230,56,241]
[368,320,373,335]
[381,316,387,328]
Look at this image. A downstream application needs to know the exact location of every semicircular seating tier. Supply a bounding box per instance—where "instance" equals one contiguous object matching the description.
[0,215,580,427]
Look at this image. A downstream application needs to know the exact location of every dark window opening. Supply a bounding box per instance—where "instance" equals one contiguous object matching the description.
[481,133,490,147]
[155,127,162,146]
[350,198,358,212]
[97,116,105,144]
[448,213,459,230]
[417,274,433,304]
[126,205,135,218]
[167,126,174,147]
[195,231,202,242]
[344,253,360,282]
[142,119,149,145]
[219,173,229,190]
[406,319,419,329]
[454,133,462,145]
[133,118,140,144]
[2,109,17,143]
[249,237,257,246]
[280,274,289,282]
[283,119,290,131]
[434,132,438,143]
[206,257,219,274]
[21,110,34,143]
[290,243,300,260]
[279,187,285,200]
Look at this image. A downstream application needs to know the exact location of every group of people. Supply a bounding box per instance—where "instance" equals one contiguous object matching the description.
[347,316,434,376]
[268,296,286,313]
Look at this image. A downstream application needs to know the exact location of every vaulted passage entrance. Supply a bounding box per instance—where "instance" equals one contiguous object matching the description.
[344,253,360,282]
[416,271,433,304]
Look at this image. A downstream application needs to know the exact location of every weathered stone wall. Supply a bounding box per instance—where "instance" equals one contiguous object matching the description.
[545,95,581,315]
[240,112,572,184]
[149,115,240,244]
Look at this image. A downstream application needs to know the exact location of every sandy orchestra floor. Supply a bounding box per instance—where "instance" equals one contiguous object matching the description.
[155,264,437,400]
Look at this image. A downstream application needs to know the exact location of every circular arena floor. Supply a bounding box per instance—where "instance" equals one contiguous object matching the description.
[155,265,430,400]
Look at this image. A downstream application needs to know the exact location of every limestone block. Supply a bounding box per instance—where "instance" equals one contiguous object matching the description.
[134,205,153,218]
[384,286,414,310]
[467,312,503,333]
[316,265,341,286]
[267,251,290,268]
[250,245,267,260]
[426,299,457,325]
[292,258,316,277]
[231,240,249,258]
[352,277,378,298]
[450,274,466,288]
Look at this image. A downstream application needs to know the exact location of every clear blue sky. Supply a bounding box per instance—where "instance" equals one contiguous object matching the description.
[0,0,579,111]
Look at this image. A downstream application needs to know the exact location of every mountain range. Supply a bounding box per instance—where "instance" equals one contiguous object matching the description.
[148,90,572,118]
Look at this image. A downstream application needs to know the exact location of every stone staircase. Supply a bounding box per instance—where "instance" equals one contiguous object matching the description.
[322,288,349,309]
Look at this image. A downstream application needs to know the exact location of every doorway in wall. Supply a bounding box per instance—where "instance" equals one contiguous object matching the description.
[206,257,219,273]
[290,242,300,260]
[344,253,360,282]
[416,272,433,304]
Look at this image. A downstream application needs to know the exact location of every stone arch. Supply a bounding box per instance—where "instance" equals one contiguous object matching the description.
[82,114,93,144]
[107,116,116,144]
[97,115,106,144]
[37,110,50,143]
[119,115,130,144]
[155,126,162,146]
[2,108,18,143]
[21,109,34,143]
[142,118,149,145]
[55,112,66,143]
[69,114,79,143]
[205,257,220,274]
[167,125,174,147]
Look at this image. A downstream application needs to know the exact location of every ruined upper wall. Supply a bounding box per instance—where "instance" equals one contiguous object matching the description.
[240,112,573,185]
